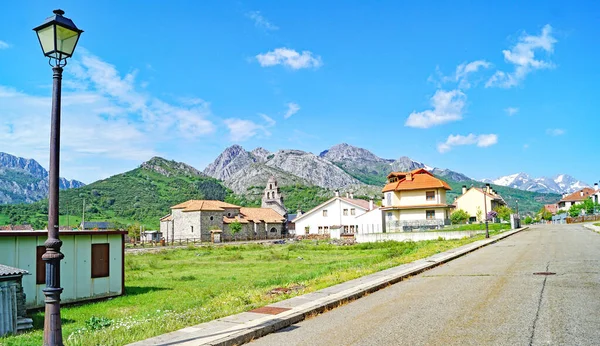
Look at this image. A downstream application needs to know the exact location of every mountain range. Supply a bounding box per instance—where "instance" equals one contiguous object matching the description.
[481,173,589,194]
[0,152,85,204]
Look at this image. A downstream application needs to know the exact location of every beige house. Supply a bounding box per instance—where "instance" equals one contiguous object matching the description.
[381,168,454,231]
[453,184,506,222]
[160,200,286,242]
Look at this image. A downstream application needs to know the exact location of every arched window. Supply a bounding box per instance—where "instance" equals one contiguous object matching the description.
[270,227,277,233]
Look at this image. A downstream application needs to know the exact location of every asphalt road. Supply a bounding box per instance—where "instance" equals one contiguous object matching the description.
[251,224,600,346]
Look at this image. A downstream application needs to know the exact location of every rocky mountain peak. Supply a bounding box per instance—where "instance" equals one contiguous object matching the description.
[320,143,384,163]
[390,156,427,172]
[0,152,48,180]
[251,147,271,163]
[141,157,204,177]
[203,145,256,181]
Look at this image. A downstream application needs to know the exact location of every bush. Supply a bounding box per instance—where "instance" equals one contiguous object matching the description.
[450,209,470,224]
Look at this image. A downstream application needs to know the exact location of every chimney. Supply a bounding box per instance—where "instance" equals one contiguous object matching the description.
[345,192,350,198]
[595,183,598,191]
[462,185,467,195]
[350,192,354,199]
[486,183,491,194]
[369,199,374,210]
[580,191,584,197]
[296,209,302,216]
[335,190,340,197]
[406,173,413,181]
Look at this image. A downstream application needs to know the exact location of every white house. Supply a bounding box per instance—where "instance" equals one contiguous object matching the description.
[557,187,596,211]
[292,193,374,235]
[381,168,454,231]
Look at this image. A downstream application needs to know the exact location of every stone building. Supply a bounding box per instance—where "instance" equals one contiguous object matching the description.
[0,264,32,336]
[261,176,288,217]
[160,200,286,242]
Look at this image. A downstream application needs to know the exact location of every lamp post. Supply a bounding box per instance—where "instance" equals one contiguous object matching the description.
[516,200,519,227]
[482,186,489,238]
[33,9,83,346]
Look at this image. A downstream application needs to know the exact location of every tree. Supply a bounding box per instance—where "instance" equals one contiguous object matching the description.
[229,220,242,237]
[476,207,483,222]
[494,205,514,222]
[538,207,553,221]
[127,223,141,242]
[450,209,470,224]
[524,216,533,225]
[486,210,498,222]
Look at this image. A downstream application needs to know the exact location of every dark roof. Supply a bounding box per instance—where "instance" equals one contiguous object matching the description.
[287,214,297,222]
[81,222,114,229]
[0,264,29,277]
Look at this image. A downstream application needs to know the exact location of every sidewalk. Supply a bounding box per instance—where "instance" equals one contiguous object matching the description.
[583,222,600,233]
[128,227,528,346]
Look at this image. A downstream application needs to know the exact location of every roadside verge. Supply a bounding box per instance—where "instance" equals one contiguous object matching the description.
[129,227,528,346]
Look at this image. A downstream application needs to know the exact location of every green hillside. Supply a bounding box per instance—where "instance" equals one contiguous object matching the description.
[0,158,229,230]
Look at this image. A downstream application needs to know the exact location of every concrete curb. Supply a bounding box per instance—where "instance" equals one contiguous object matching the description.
[582,223,600,233]
[128,227,528,346]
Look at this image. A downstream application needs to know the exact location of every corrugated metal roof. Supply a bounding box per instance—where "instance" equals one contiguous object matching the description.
[0,264,28,277]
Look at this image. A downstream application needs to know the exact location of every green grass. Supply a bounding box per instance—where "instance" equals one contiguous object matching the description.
[594,223,600,227]
[1,234,503,346]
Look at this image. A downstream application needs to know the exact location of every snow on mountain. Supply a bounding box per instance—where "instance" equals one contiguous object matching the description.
[481,172,589,194]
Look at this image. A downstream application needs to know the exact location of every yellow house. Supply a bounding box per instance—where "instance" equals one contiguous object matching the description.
[453,184,507,222]
[381,168,454,231]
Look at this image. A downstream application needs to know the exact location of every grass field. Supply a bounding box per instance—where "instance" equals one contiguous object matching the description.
[1,233,504,346]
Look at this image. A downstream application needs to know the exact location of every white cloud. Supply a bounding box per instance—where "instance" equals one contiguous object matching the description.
[0,50,217,182]
[505,107,519,116]
[438,133,498,153]
[284,102,300,119]
[429,60,491,89]
[405,89,466,128]
[224,113,277,142]
[246,11,279,31]
[0,40,9,49]
[546,128,565,136]
[224,119,266,142]
[256,48,322,69]
[486,25,557,88]
[259,113,276,127]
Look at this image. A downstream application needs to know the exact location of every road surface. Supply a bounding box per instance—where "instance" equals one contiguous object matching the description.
[251,224,600,346]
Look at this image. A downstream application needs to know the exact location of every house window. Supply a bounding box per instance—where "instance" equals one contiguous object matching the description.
[318,226,323,234]
[210,216,214,221]
[343,209,348,216]
[191,226,194,233]
[387,212,393,220]
[386,193,391,206]
[350,225,355,232]
[91,243,110,278]
[323,210,328,217]
[36,246,46,285]
[351,208,356,215]
[426,210,435,220]
[426,191,435,201]
[270,227,277,233]
[344,226,349,232]
[228,212,232,217]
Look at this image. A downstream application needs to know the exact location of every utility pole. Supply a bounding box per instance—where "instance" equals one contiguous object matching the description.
[66,202,69,230]
[82,198,85,230]
[483,186,489,238]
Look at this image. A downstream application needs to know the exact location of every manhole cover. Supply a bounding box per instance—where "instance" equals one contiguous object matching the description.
[250,306,291,315]
[533,272,556,276]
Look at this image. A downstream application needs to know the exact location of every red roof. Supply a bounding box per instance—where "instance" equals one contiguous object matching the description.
[559,188,596,202]
[383,168,451,192]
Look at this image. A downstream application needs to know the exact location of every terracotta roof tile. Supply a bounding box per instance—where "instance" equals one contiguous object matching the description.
[172,200,242,212]
[382,169,451,192]
[560,188,596,202]
[240,207,286,223]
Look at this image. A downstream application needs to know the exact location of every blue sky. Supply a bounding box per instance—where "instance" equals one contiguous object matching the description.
[1,1,599,185]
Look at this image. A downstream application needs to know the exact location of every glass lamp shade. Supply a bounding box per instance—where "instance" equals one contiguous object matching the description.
[33,10,83,61]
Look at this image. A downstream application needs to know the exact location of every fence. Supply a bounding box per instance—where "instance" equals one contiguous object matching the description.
[126,234,292,248]
[386,219,450,232]
[566,215,600,224]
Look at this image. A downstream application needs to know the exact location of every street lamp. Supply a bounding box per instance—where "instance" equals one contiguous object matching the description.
[482,185,489,238]
[516,200,519,227]
[33,9,83,346]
